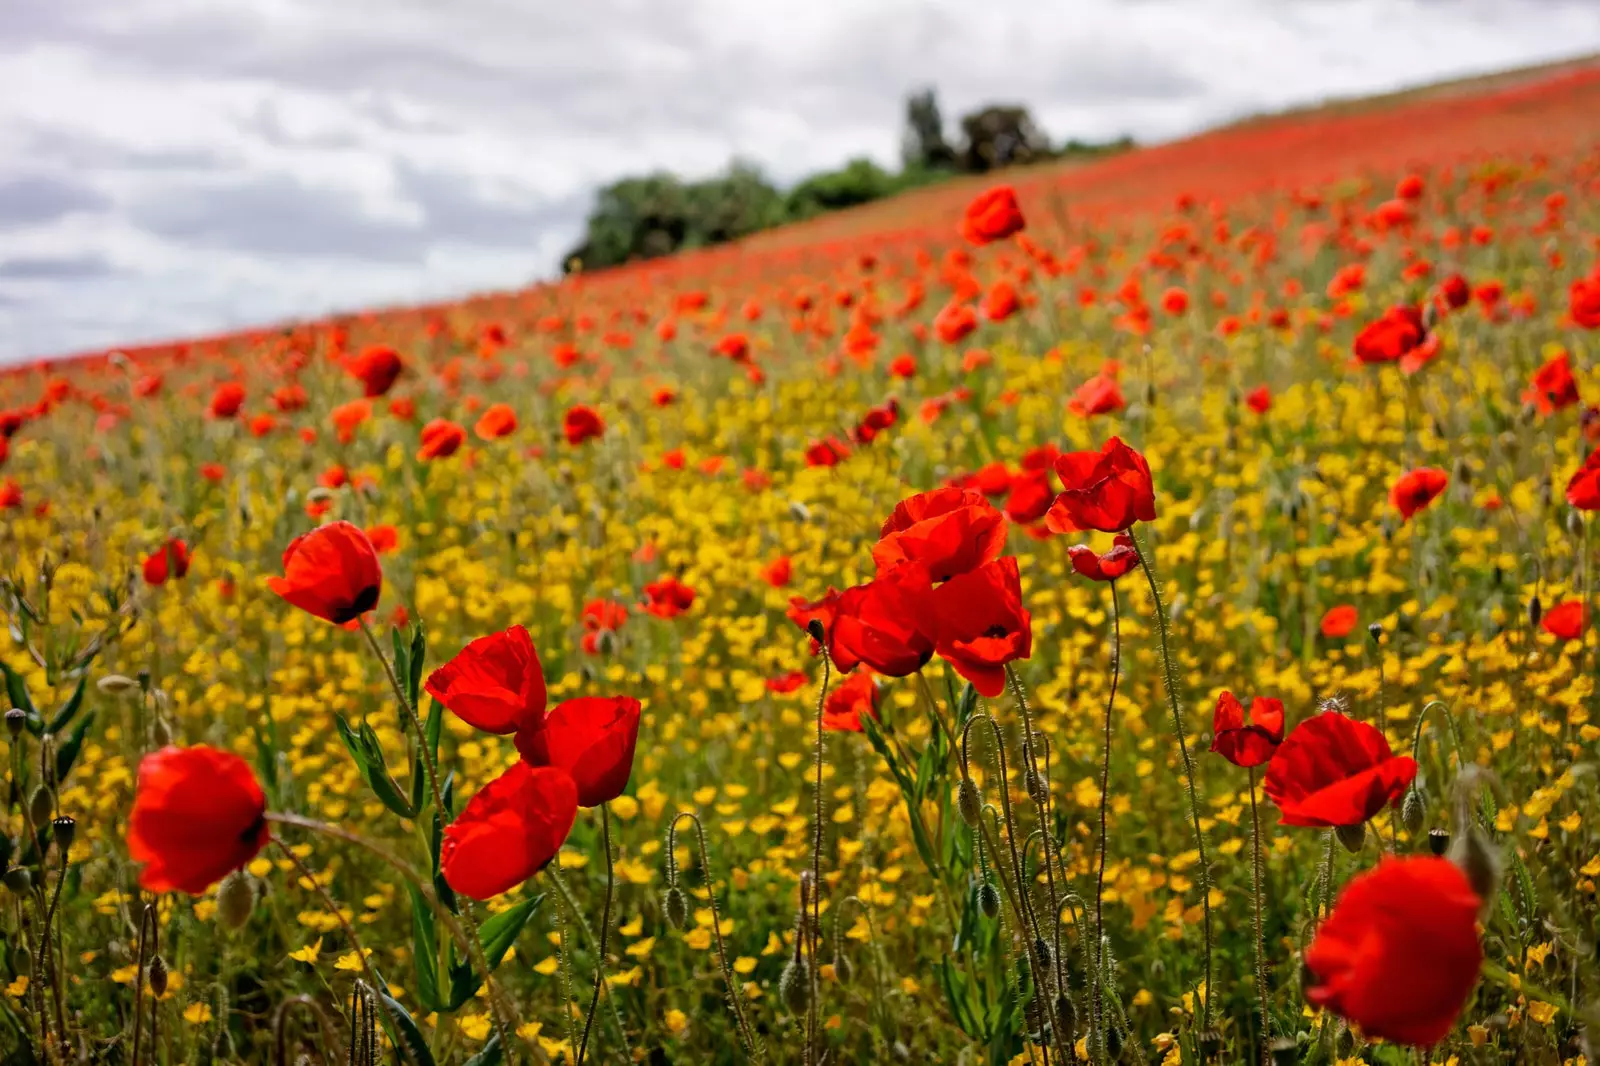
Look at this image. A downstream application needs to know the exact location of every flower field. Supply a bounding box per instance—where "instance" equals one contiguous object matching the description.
[3,62,1600,1066]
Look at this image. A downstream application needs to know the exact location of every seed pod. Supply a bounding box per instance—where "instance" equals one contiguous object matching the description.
[663,886,688,930]
[1367,622,1384,644]
[29,786,53,830]
[778,956,810,1014]
[1335,822,1366,853]
[1528,595,1542,629]
[1400,787,1426,836]
[956,777,983,827]
[51,816,76,853]
[833,953,853,985]
[97,674,140,695]
[3,709,22,736]
[2,867,31,893]
[216,870,255,931]
[1428,828,1450,855]
[148,955,169,997]
[978,881,1001,919]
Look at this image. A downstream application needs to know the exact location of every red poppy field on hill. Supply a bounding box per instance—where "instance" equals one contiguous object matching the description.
[2,60,1600,1066]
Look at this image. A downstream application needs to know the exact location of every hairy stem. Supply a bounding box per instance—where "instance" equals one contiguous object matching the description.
[1093,584,1122,1063]
[1247,769,1271,1066]
[576,803,615,1065]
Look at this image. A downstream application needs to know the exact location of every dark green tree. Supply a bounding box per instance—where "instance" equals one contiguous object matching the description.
[957,105,1049,172]
[901,88,956,171]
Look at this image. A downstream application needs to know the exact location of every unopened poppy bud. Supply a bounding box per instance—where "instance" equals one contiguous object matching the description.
[663,886,688,930]
[1335,822,1366,853]
[788,500,812,522]
[957,778,983,827]
[1269,1037,1299,1065]
[137,669,152,693]
[151,717,173,748]
[1032,937,1052,970]
[4,708,23,736]
[1198,1029,1223,1060]
[805,619,825,644]
[778,956,810,1013]
[1104,1026,1123,1061]
[1367,622,1384,643]
[978,881,1001,919]
[98,674,140,695]
[1400,787,1426,836]
[833,953,853,984]
[1447,823,1500,918]
[1528,595,1542,629]
[217,869,256,930]
[1053,993,1076,1041]
[51,816,75,853]
[1428,827,1450,855]
[29,786,53,829]
[1025,768,1047,807]
[148,955,168,997]
[2,867,30,893]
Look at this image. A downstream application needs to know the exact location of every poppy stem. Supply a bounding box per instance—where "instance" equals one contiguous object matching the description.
[804,638,833,1066]
[575,803,615,1065]
[666,812,761,1060]
[1092,583,1121,1064]
[1247,769,1272,1065]
[130,903,158,1066]
[355,618,521,1063]
[1130,528,1214,1031]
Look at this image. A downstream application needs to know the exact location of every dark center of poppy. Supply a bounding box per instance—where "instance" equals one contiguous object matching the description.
[983,624,1010,639]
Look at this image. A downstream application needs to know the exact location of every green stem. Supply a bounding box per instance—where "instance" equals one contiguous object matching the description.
[1093,584,1121,1064]
[1248,770,1272,1066]
[576,804,615,1064]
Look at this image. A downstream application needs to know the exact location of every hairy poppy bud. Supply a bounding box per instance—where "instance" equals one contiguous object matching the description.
[1053,993,1076,1041]
[1400,787,1426,836]
[98,674,139,695]
[1446,822,1500,919]
[806,619,825,645]
[663,886,688,930]
[1198,1029,1223,1060]
[1335,822,1366,853]
[1569,509,1585,537]
[151,717,173,748]
[957,778,983,827]
[217,869,255,930]
[1528,595,1542,629]
[1269,1037,1299,1065]
[1025,768,1047,807]
[779,956,810,1014]
[30,786,53,830]
[147,955,169,998]
[2,867,31,894]
[51,816,75,853]
[833,953,853,984]
[1032,937,1052,971]
[978,881,1001,919]
[4,708,23,736]
[1428,828,1450,855]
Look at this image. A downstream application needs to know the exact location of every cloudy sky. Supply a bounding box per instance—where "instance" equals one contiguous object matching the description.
[1,0,1597,362]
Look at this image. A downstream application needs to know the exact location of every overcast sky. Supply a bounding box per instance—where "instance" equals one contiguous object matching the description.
[1,0,1597,362]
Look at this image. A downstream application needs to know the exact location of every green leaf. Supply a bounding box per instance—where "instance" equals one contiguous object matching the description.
[392,627,412,718]
[956,681,978,728]
[54,712,94,782]
[463,1035,503,1066]
[408,624,428,710]
[425,697,444,768]
[477,895,541,970]
[335,714,418,819]
[376,988,437,1066]
[0,661,40,735]
[408,885,443,1013]
[46,675,86,734]
[431,773,457,913]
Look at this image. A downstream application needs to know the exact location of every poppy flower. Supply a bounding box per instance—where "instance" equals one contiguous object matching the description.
[1567,451,1600,510]
[1003,468,1054,525]
[1438,273,1470,311]
[267,521,382,625]
[981,280,1020,322]
[349,345,404,397]
[1305,857,1482,1046]
[209,383,246,419]
[142,538,192,586]
[961,185,1025,244]
[1046,437,1157,534]
[1160,287,1189,315]
[1263,711,1416,828]
[921,556,1031,697]
[417,419,466,461]
[888,353,917,379]
[1209,691,1285,768]
[873,487,1008,583]
[822,671,878,733]
[934,302,978,345]
[440,763,578,900]
[474,403,518,440]
[1245,385,1272,414]
[766,670,808,694]
[0,479,22,510]
[1523,352,1579,414]
[1571,276,1600,329]
[828,565,935,677]
[563,405,605,445]
[1390,468,1448,520]
[643,575,695,619]
[1353,306,1435,369]
[425,625,548,735]
[762,556,793,588]
[365,525,399,554]
[127,745,269,894]
[804,437,851,467]
[1066,534,1139,582]
[1068,373,1126,417]
[515,696,641,808]
[1542,600,1586,641]
[1320,604,1359,638]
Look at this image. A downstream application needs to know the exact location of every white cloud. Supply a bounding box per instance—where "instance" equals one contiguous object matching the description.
[0,0,1596,360]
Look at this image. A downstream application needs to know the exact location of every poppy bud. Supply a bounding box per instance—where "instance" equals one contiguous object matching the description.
[1428,828,1450,855]
[51,815,75,853]
[779,956,810,1014]
[1446,821,1500,920]
[1198,1029,1223,1060]
[1400,787,1426,836]
[1528,595,1542,629]
[11,945,31,973]
[1452,456,1471,485]
[1025,768,1047,807]
[1335,822,1366,853]
[1569,510,1585,537]
[1104,1026,1123,1061]
[3,867,31,894]
[1033,937,1052,971]
[663,886,688,929]
[151,717,173,748]
[148,955,168,997]
[98,674,140,695]
[978,880,1001,919]
[957,777,983,827]
[1269,1037,1300,1065]
[1053,993,1076,1041]
[216,869,256,930]
[833,953,853,984]
[4,709,23,736]
[30,786,53,830]
[806,619,825,644]
[1367,622,1384,644]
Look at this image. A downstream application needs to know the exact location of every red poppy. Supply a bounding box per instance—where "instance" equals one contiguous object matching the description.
[873,487,1009,583]
[515,696,641,808]
[1045,437,1157,534]
[582,598,629,635]
[1209,691,1285,768]
[563,405,605,445]
[643,575,696,619]
[828,565,936,677]
[961,185,1025,245]
[267,521,382,624]
[804,437,851,467]
[272,383,308,412]
[1523,352,1579,414]
[1320,604,1358,638]
[1542,600,1586,641]
[1003,468,1055,525]
[921,556,1031,697]
[1305,857,1482,1046]
[441,763,578,900]
[1263,711,1416,828]
[474,403,518,440]
[128,745,269,894]
[1066,534,1139,582]
[349,345,404,397]
[365,525,399,554]
[1571,276,1600,329]
[0,479,21,510]
[1160,287,1189,315]
[1568,450,1600,510]
[1068,373,1126,417]
[1353,306,1436,370]
[762,556,793,588]
[1245,385,1272,414]
[425,625,548,735]
[209,382,245,419]
[766,670,808,694]
[888,353,917,379]
[1390,468,1448,520]
[934,302,978,345]
[142,539,192,586]
[822,670,878,733]
[981,280,1020,322]
[1438,273,1470,311]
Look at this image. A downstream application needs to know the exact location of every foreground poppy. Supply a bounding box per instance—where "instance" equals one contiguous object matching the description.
[1046,437,1157,534]
[426,625,548,734]
[1209,691,1285,768]
[1305,857,1482,1045]
[142,538,192,586]
[441,762,578,900]
[873,487,1008,582]
[827,566,935,677]
[267,521,382,625]
[1263,711,1416,827]
[1390,468,1449,520]
[515,696,641,807]
[128,746,269,894]
[961,185,1025,244]
[921,556,1031,697]
[822,670,879,732]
